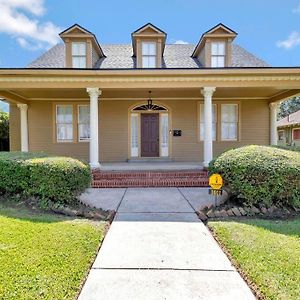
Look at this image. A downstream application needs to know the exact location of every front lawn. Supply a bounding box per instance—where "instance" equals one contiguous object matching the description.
[209,218,300,300]
[0,203,107,300]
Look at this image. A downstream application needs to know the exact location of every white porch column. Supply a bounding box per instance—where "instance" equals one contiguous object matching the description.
[86,88,101,168]
[201,87,216,168]
[17,104,29,152]
[269,102,278,145]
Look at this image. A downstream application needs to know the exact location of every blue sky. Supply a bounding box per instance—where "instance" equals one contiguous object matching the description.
[0,0,299,68]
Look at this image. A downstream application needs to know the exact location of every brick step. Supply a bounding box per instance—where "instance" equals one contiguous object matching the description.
[92,177,209,188]
[92,170,208,180]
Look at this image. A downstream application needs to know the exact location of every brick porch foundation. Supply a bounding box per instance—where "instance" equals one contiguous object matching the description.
[92,170,209,188]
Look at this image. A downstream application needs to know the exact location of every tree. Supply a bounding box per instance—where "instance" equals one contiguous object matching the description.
[278,96,300,120]
[0,112,9,151]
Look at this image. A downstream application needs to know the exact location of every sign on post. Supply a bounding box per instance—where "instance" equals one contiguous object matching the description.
[208,173,223,205]
[209,173,223,190]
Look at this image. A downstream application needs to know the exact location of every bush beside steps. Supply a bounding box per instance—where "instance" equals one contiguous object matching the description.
[0,152,91,204]
[209,145,300,208]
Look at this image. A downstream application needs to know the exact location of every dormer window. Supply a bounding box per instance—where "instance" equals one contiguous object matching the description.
[59,24,105,68]
[131,23,166,68]
[142,42,157,68]
[211,42,225,68]
[72,42,87,68]
[192,23,237,68]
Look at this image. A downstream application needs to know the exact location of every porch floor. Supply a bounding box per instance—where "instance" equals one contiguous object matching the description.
[99,161,204,171]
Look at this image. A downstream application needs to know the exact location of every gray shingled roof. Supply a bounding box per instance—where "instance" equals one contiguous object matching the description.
[27,43,270,69]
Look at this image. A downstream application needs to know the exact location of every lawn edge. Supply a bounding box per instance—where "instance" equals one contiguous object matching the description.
[74,218,112,299]
[207,222,266,300]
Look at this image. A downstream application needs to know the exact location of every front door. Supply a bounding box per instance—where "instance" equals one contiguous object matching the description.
[141,113,159,157]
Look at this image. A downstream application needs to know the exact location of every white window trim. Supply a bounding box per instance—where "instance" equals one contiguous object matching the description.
[211,41,226,68]
[292,127,300,141]
[130,113,139,157]
[56,105,74,143]
[141,41,157,68]
[78,105,90,142]
[72,42,87,68]
[221,104,239,141]
[199,103,217,141]
[160,113,169,157]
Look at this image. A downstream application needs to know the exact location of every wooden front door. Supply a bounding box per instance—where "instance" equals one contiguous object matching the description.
[141,113,159,157]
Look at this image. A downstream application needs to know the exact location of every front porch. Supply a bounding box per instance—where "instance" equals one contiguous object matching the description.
[1,68,300,175]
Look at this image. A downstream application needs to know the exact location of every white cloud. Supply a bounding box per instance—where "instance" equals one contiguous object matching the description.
[0,0,61,50]
[292,3,300,13]
[173,40,189,44]
[277,31,300,49]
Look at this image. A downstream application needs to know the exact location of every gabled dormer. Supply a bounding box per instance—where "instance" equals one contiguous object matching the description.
[59,24,105,68]
[132,23,167,68]
[192,23,237,68]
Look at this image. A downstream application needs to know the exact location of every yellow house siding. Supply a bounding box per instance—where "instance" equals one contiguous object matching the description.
[9,104,21,151]
[10,98,270,162]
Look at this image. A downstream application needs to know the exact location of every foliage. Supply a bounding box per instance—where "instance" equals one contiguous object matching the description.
[0,152,91,204]
[274,145,300,152]
[0,203,106,300]
[209,145,300,207]
[0,112,9,140]
[278,96,300,119]
[209,219,300,300]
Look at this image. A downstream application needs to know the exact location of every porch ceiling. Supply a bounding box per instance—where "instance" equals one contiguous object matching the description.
[2,87,299,102]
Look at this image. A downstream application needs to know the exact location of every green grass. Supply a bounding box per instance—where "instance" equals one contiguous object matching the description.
[209,218,300,300]
[0,203,107,300]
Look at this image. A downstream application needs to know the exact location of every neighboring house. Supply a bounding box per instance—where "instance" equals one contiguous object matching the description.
[277,110,300,146]
[0,23,300,168]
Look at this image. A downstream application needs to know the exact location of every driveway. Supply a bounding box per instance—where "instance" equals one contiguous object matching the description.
[78,188,255,300]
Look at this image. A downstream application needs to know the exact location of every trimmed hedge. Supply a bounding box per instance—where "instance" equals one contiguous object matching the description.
[0,152,91,204]
[209,145,300,208]
[274,145,300,152]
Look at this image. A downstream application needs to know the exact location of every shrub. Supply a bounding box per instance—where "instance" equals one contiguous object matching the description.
[274,145,300,152]
[0,152,91,204]
[209,145,300,208]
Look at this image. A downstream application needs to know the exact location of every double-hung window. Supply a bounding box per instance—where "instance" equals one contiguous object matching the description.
[78,105,90,141]
[221,104,238,141]
[72,42,87,68]
[142,42,157,68]
[211,42,226,67]
[56,105,73,142]
[199,104,217,141]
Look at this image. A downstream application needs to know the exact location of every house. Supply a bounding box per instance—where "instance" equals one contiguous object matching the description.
[1,23,300,171]
[277,110,300,146]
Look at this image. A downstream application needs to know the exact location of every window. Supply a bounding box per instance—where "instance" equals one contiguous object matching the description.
[221,104,238,141]
[72,42,86,68]
[131,113,139,157]
[142,42,157,68]
[199,104,217,141]
[56,105,73,142]
[211,42,226,67]
[293,128,300,140]
[278,130,285,141]
[78,105,90,141]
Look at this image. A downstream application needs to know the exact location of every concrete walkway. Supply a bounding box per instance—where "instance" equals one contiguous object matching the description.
[78,188,255,300]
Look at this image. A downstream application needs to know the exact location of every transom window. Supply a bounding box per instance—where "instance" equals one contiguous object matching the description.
[78,105,90,141]
[211,42,226,68]
[142,42,157,68]
[72,42,87,68]
[221,104,238,141]
[199,104,217,141]
[56,105,73,142]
